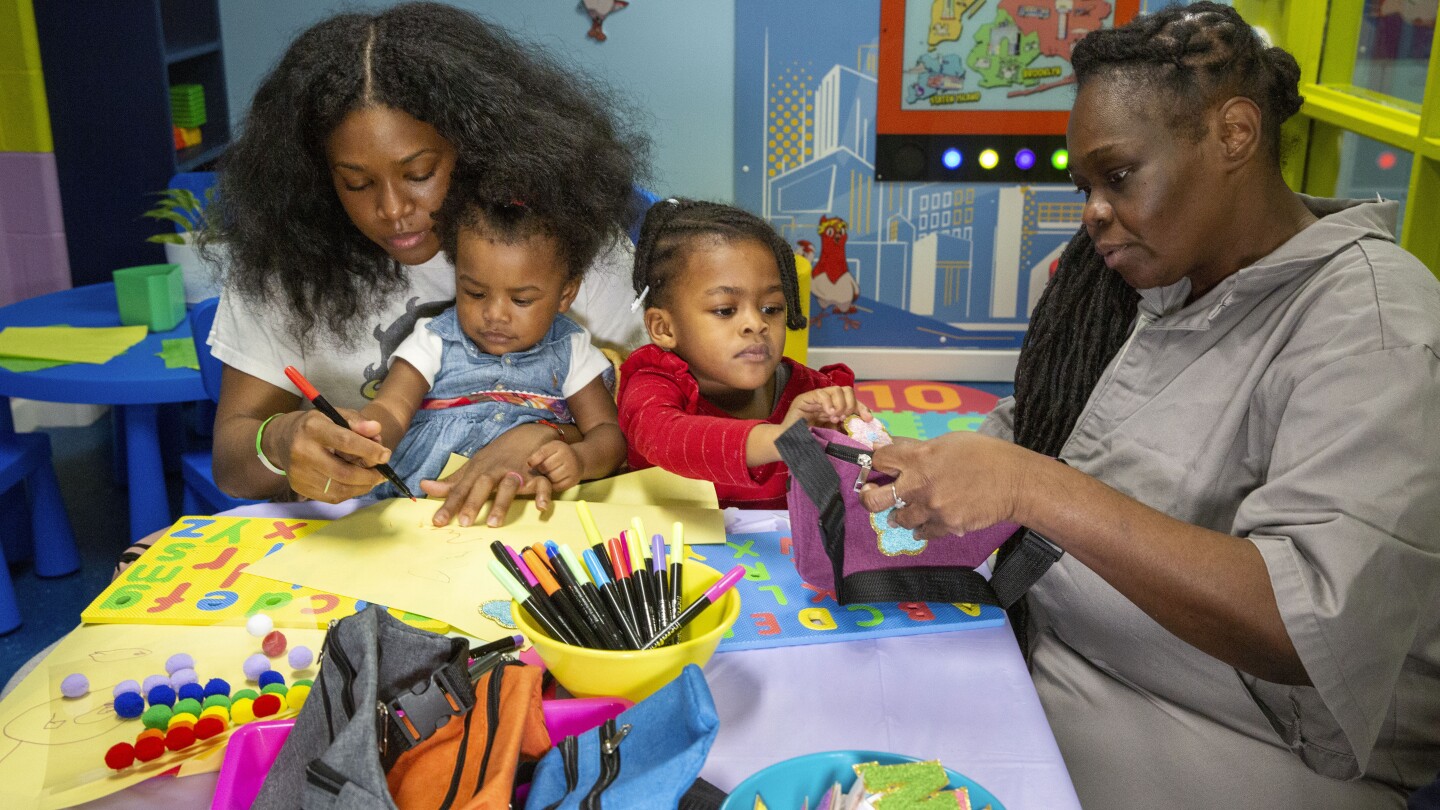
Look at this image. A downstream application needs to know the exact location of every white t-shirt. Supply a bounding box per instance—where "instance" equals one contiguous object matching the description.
[392,315,612,399]
[209,237,643,412]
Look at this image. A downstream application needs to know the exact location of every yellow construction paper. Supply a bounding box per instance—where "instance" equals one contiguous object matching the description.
[244,497,727,641]
[0,623,323,809]
[437,453,719,509]
[0,325,147,365]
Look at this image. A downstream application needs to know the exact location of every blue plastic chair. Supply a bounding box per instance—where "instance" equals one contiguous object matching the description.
[180,298,259,514]
[629,186,661,244]
[0,430,81,632]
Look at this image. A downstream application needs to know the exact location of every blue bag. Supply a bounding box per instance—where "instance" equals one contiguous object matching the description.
[526,665,721,809]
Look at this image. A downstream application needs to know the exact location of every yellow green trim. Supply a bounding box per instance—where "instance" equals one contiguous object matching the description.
[1299,83,1422,150]
[1316,0,1364,86]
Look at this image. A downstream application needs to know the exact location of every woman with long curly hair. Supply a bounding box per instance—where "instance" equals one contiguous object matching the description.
[201,3,648,525]
[861,4,1440,807]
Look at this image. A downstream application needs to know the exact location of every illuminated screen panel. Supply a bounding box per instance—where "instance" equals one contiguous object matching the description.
[876,0,1139,183]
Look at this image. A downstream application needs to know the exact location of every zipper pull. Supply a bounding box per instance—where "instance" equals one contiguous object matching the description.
[317,618,338,666]
[601,722,632,755]
[376,700,390,759]
[853,453,872,493]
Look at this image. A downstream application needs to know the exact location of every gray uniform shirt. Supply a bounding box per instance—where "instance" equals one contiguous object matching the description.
[980,197,1440,809]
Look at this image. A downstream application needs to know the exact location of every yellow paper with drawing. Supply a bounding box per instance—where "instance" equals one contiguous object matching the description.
[437,454,719,509]
[245,497,727,641]
[0,623,323,809]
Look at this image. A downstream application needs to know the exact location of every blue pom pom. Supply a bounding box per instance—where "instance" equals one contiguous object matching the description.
[257,670,285,688]
[202,678,230,697]
[146,684,176,707]
[177,683,205,702]
[114,691,146,718]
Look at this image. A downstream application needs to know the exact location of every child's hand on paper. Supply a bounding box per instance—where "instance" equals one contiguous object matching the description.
[782,386,872,430]
[527,440,582,495]
[421,423,560,527]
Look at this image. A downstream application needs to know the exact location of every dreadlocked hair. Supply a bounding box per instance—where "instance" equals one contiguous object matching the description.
[1071,2,1303,162]
[204,2,648,346]
[632,199,807,331]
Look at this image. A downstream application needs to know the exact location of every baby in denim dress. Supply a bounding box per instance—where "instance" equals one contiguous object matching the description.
[361,199,627,518]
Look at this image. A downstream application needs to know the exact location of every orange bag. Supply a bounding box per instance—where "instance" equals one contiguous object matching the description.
[386,661,551,810]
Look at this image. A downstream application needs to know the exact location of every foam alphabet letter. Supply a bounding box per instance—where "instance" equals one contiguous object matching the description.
[846,603,884,627]
[197,591,239,611]
[798,607,837,631]
[898,602,935,622]
[753,613,782,636]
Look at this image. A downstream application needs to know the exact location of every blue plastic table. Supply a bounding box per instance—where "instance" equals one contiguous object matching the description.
[0,283,206,541]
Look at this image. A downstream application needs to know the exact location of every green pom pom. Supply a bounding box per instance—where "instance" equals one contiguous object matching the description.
[293,679,314,688]
[173,698,202,716]
[141,704,173,730]
[261,683,289,696]
[202,694,231,710]
[231,688,259,701]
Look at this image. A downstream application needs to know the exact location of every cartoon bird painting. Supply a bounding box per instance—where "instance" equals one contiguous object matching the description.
[582,0,628,42]
[811,215,861,330]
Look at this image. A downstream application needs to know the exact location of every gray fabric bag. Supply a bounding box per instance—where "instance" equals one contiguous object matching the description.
[253,605,475,809]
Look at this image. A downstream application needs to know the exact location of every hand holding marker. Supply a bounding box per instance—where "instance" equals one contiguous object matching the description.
[282,366,416,501]
[487,502,744,651]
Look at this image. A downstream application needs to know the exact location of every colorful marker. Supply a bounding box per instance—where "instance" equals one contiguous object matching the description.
[489,561,574,646]
[583,549,643,649]
[642,565,746,650]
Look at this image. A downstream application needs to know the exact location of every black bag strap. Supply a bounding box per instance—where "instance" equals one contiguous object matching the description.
[377,637,476,770]
[777,420,1063,608]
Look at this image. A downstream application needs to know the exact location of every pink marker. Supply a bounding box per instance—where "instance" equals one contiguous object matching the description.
[639,565,745,649]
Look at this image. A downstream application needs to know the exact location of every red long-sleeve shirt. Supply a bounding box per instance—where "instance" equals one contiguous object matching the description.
[618,343,855,509]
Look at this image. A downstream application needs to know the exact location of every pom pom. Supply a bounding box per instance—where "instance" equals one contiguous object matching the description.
[257,671,284,688]
[146,684,176,707]
[246,613,274,638]
[262,630,287,657]
[288,646,313,670]
[141,704,173,730]
[114,691,146,718]
[286,684,311,711]
[113,679,141,698]
[60,673,89,699]
[243,654,270,682]
[177,683,205,703]
[202,694,231,710]
[141,674,168,694]
[165,725,196,751]
[252,693,282,718]
[202,678,230,697]
[230,697,255,724]
[261,683,288,697]
[293,679,314,688]
[173,698,202,717]
[167,714,195,729]
[169,667,199,688]
[134,735,166,762]
[194,715,226,739]
[104,742,136,770]
[231,688,259,702]
[164,653,194,675]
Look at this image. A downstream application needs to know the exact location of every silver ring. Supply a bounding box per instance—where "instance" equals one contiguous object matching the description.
[891,484,907,510]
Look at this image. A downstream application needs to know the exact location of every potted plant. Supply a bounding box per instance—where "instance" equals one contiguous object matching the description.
[143,186,224,304]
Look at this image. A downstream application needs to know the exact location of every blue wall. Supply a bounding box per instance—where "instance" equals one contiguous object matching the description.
[218,0,736,200]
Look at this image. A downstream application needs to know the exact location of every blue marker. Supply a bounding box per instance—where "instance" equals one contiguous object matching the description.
[584,549,641,648]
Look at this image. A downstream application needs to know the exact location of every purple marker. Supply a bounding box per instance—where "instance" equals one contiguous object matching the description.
[640,565,745,650]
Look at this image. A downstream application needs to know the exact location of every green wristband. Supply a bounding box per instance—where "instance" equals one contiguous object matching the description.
[255,413,288,477]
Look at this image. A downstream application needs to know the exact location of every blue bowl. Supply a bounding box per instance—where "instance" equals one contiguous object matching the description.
[720,750,1006,809]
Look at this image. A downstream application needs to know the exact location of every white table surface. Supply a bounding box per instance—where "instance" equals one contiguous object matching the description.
[75,503,1079,810]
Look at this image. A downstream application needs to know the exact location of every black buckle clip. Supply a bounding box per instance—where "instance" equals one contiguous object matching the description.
[382,671,465,751]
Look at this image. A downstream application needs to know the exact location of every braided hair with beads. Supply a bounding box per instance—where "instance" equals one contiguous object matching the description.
[631,198,808,332]
[1002,2,1306,648]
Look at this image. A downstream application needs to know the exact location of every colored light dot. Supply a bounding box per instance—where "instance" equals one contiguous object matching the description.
[1052,149,1070,170]
[941,147,963,169]
[979,149,999,170]
[1377,151,1398,170]
[1015,148,1037,170]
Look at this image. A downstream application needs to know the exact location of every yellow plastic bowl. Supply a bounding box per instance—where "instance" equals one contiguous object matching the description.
[511,561,740,703]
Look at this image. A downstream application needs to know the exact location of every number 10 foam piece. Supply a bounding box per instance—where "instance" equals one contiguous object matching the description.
[244,497,728,641]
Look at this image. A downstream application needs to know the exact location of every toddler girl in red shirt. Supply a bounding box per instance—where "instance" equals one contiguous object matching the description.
[618,199,870,509]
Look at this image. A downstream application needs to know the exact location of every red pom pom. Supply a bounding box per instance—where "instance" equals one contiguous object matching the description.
[134,736,166,762]
[262,630,288,657]
[165,725,197,750]
[194,715,226,740]
[104,742,136,770]
[252,693,282,718]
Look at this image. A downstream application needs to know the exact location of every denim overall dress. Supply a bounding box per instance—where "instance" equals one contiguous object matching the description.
[376,309,581,497]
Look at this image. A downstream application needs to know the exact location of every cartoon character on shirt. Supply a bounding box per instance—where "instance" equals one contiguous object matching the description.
[360,296,453,400]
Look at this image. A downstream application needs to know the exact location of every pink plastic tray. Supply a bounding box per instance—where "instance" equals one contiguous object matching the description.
[211,696,631,809]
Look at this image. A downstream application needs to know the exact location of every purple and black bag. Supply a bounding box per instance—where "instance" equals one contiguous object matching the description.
[776,421,1062,607]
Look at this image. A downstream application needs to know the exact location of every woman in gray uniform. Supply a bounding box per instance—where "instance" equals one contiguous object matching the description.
[861,4,1440,808]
